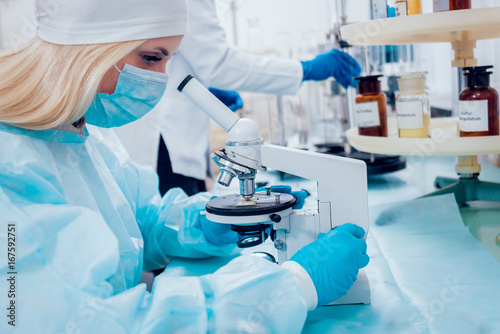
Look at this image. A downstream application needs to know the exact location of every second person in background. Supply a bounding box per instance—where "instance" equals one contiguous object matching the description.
[114,0,361,196]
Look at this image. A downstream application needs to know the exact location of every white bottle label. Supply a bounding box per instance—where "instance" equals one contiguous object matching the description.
[355,101,380,128]
[395,2,408,16]
[396,100,424,129]
[459,100,489,132]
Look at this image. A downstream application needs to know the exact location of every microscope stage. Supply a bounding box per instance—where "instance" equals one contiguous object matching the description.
[206,193,296,216]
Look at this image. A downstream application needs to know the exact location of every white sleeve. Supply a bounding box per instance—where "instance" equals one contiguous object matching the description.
[1,188,309,333]
[179,0,304,95]
[281,261,318,310]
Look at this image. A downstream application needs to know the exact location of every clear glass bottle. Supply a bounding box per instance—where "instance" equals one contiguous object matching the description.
[459,66,499,137]
[354,75,388,137]
[395,72,430,138]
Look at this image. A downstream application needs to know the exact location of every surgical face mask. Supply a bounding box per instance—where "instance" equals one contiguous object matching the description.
[85,64,168,128]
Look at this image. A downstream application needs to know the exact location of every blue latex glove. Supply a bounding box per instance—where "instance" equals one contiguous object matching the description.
[290,223,369,306]
[300,49,361,89]
[208,87,243,112]
[255,185,309,209]
[199,214,238,246]
[199,195,238,246]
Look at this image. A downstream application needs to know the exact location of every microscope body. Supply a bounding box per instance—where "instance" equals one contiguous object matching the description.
[247,143,371,305]
[210,138,371,305]
[178,74,370,305]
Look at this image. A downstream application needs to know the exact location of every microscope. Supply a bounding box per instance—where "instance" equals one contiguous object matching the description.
[178,75,370,305]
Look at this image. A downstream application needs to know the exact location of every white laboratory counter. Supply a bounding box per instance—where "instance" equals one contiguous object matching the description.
[162,155,500,333]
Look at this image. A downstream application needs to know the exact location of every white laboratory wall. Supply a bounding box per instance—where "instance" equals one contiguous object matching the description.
[217,0,335,59]
[417,0,453,102]
[475,0,500,88]
[0,0,497,76]
[217,1,500,113]
[217,0,371,59]
[217,0,455,101]
[0,0,499,118]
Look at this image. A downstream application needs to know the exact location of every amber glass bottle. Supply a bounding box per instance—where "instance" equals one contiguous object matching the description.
[459,66,499,137]
[355,75,388,137]
[450,0,471,10]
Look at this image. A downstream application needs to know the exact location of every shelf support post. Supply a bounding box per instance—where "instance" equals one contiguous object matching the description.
[451,37,477,67]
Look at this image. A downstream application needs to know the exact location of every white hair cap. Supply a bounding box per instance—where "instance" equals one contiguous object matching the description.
[35,0,188,45]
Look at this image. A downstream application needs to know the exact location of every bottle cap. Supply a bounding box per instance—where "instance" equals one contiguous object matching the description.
[397,72,427,94]
[355,75,383,94]
[398,71,428,78]
[463,66,493,87]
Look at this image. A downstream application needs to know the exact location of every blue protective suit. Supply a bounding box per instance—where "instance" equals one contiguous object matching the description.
[0,123,308,333]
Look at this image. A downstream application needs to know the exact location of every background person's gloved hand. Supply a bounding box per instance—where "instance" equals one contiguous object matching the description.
[300,49,361,89]
[208,87,243,112]
[290,223,369,306]
[255,185,309,209]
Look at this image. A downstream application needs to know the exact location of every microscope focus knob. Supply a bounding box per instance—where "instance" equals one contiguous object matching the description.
[274,239,285,250]
[269,214,281,223]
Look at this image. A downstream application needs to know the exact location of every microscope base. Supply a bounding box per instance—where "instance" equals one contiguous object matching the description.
[328,269,371,305]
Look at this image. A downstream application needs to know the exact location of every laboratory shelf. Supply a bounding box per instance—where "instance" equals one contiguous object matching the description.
[340,7,500,67]
[340,7,500,46]
[346,117,500,156]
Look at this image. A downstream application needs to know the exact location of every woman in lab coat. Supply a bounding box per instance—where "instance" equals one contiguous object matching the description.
[0,0,368,333]
[114,0,361,196]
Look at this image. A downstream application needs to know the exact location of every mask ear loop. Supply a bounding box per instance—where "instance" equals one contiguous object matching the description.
[74,64,122,129]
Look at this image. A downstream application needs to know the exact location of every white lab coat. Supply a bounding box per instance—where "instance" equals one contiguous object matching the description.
[114,0,303,180]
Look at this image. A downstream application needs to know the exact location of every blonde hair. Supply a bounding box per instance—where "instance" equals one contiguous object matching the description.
[0,37,145,130]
